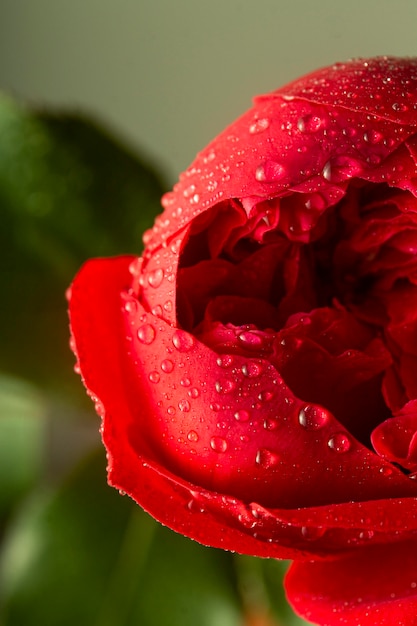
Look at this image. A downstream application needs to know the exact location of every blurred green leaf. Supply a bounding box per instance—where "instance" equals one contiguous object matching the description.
[0,375,47,517]
[0,451,242,626]
[0,94,166,395]
[235,555,313,626]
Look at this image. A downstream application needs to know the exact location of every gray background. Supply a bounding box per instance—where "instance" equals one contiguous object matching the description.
[1,0,417,184]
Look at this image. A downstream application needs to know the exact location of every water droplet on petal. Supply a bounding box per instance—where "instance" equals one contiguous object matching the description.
[149,371,160,383]
[187,430,199,442]
[180,377,191,387]
[363,129,383,144]
[392,102,408,112]
[124,299,138,313]
[328,432,351,453]
[216,354,234,368]
[241,362,262,377]
[238,331,265,349]
[380,465,394,477]
[301,526,326,540]
[255,161,286,183]
[167,406,176,415]
[298,405,329,430]
[297,115,322,133]
[210,437,228,453]
[179,399,191,412]
[255,448,280,468]
[215,379,235,394]
[249,118,270,134]
[263,417,278,431]
[137,324,156,344]
[188,387,200,398]
[161,359,174,373]
[172,330,194,352]
[147,268,164,288]
[234,409,250,422]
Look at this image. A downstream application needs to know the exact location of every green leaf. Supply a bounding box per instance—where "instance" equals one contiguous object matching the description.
[0,451,242,626]
[0,375,47,517]
[0,94,166,395]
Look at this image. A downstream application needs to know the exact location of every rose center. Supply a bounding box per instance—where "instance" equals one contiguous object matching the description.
[176,181,417,454]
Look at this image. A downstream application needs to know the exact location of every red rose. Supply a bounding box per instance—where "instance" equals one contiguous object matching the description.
[69,57,417,625]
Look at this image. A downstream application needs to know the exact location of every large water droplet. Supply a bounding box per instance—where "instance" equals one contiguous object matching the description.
[124,299,138,314]
[322,156,362,182]
[255,448,280,468]
[210,436,228,453]
[137,324,156,344]
[234,409,250,422]
[147,268,164,288]
[178,399,191,412]
[328,432,351,453]
[172,330,194,352]
[298,405,329,430]
[241,362,262,377]
[238,331,265,349]
[161,359,174,373]
[301,526,326,540]
[215,379,235,394]
[297,115,322,133]
[392,102,408,112]
[249,118,270,134]
[216,354,233,368]
[187,430,199,442]
[255,161,286,183]
[149,371,160,383]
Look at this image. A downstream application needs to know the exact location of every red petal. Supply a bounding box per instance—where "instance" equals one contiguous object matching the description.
[285,539,417,625]
[145,59,417,251]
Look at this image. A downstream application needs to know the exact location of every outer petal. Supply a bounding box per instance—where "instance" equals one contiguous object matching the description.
[144,58,417,252]
[285,540,417,625]
[69,256,417,560]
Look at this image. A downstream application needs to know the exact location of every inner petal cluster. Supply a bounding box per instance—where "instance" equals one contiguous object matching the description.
[176,179,417,467]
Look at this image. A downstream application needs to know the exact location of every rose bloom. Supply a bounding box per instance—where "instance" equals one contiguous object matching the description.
[69,58,417,625]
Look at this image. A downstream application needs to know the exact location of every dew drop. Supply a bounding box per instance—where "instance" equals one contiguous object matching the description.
[180,377,191,387]
[258,390,274,402]
[234,409,250,422]
[147,268,164,288]
[149,371,160,383]
[297,115,322,133]
[238,331,265,349]
[161,359,174,373]
[124,299,138,313]
[392,102,408,112]
[363,129,383,144]
[255,448,280,468]
[380,465,394,477]
[137,324,156,344]
[301,526,326,540]
[322,156,362,182]
[298,405,329,430]
[263,417,278,431]
[249,118,270,134]
[215,379,235,394]
[216,354,234,368]
[328,432,351,453]
[187,430,199,442]
[210,437,228,453]
[255,161,286,183]
[179,399,191,412]
[167,406,176,415]
[172,330,195,352]
[241,362,262,377]
[188,387,200,398]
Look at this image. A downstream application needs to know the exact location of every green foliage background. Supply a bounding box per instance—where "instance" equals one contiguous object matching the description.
[0,96,310,626]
